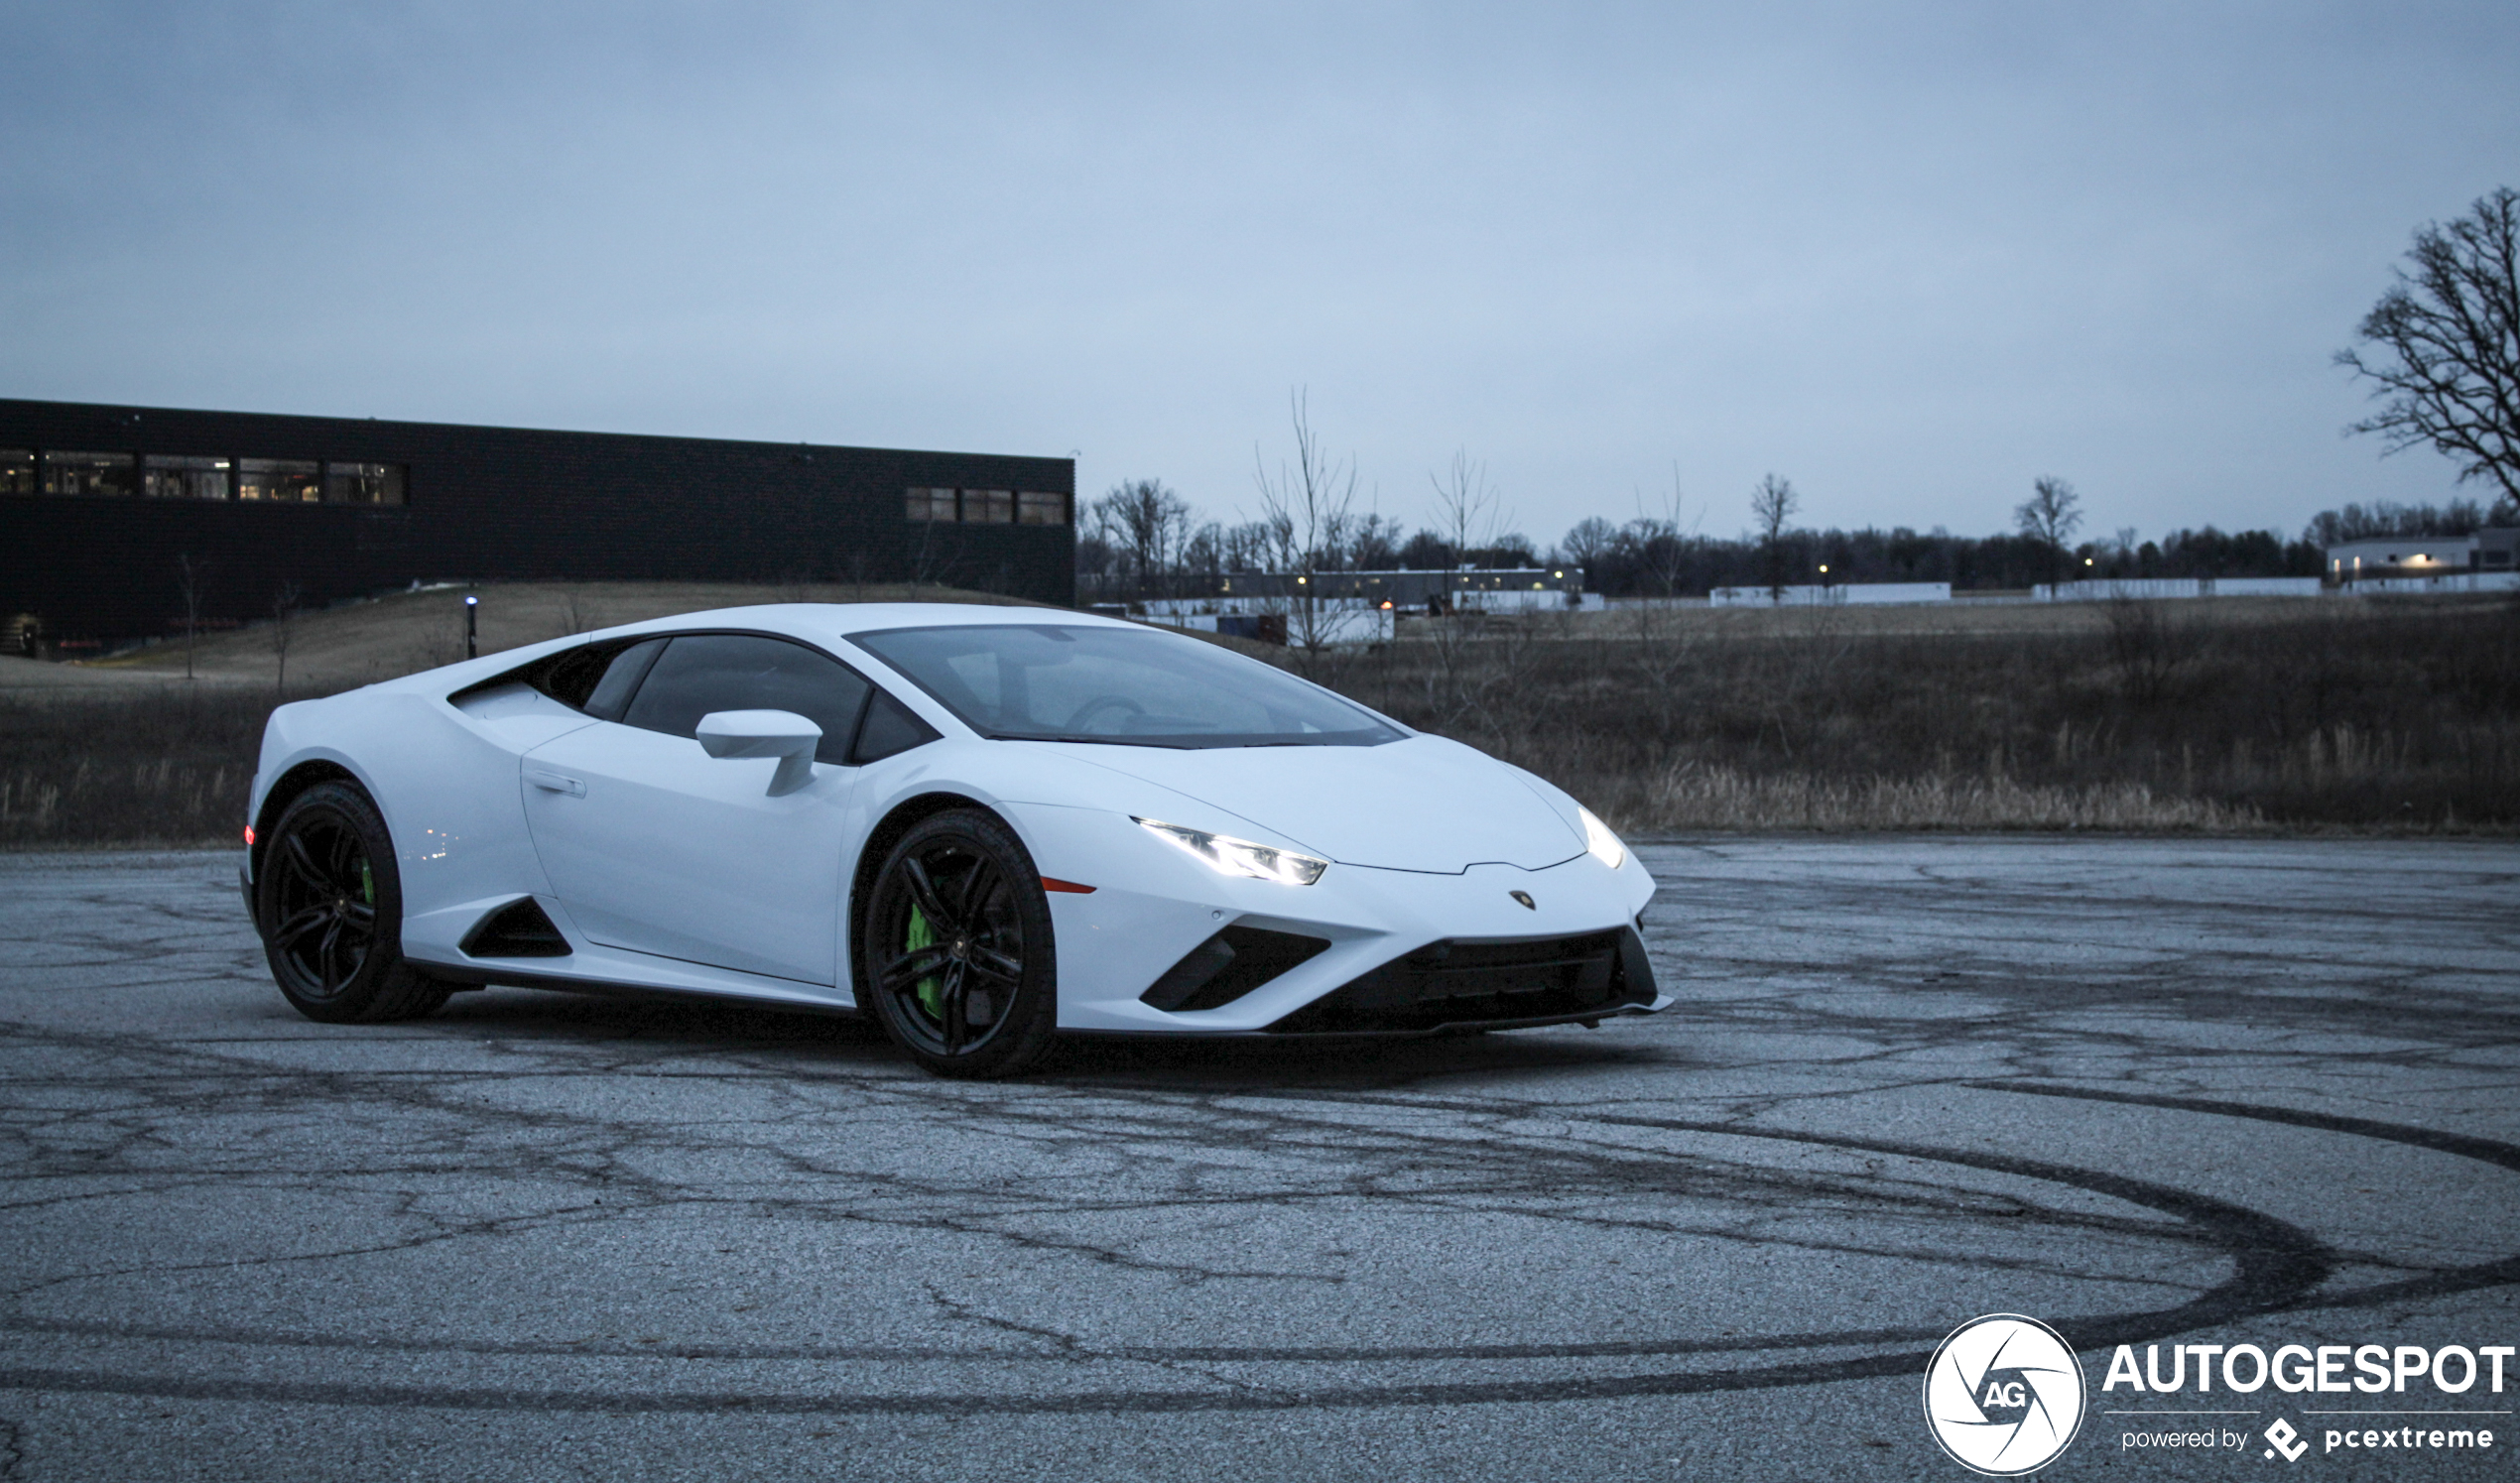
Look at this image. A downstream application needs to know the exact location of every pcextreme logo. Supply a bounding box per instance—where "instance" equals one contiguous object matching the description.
[1924,1314,2088,1475]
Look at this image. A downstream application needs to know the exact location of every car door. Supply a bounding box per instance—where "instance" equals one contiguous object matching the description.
[520,632,872,986]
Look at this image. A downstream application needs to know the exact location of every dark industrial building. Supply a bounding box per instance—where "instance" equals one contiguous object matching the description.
[0,399,1075,650]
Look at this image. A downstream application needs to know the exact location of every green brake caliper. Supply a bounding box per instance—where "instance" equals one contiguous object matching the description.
[906,906,943,1020]
[361,861,374,905]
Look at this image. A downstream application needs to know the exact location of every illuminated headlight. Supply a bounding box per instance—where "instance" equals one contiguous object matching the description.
[1578,805,1625,869]
[1134,818,1328,886]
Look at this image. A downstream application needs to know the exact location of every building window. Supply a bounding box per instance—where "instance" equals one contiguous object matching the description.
[238,458,320,502]
[909,486,1056,524]
[0,450,29,496]
[144,454,232,501]
[325,462,405,505]
[41,451,136,497]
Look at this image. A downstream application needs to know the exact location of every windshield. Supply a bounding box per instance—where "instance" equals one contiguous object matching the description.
[848,624,1403,748]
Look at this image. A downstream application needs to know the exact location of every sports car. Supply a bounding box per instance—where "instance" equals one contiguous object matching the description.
[242,603,1664,1076]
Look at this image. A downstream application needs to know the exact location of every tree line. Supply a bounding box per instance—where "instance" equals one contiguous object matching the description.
[1081,185,2515,604]
[1077,476,2351,601]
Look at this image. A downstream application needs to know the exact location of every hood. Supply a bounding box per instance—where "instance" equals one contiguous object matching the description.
[1063,735,1584,874]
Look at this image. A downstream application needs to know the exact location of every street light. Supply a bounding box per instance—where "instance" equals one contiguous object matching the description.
[463,593,478,660]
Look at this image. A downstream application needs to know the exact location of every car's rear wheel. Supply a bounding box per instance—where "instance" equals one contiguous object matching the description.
[257,781,450,1024]
[861,809,1058,1078]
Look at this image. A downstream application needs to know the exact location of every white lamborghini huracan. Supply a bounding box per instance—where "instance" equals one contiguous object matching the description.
[242,604,1663,1076]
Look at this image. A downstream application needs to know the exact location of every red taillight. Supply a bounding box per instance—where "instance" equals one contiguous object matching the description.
[242,825,255,846]
[1040,876,1095,894]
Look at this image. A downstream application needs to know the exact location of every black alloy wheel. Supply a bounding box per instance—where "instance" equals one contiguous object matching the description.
[256,781,450,1024]
[862,808,1058,1078]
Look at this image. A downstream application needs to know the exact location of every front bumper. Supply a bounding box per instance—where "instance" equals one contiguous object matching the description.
[1003,801,1661,1035]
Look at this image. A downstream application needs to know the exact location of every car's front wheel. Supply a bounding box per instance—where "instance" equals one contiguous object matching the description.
[256,781,450,1024]
[860,808,1058,1078]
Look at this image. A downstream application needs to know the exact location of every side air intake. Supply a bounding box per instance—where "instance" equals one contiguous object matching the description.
[459,897,571,958]
[1139,926,1330,1013]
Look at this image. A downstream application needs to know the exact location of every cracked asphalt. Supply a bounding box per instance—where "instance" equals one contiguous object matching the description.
[2,837,2516,1481]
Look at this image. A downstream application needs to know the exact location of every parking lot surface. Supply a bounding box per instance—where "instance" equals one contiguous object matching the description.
[2,837,2516,1480]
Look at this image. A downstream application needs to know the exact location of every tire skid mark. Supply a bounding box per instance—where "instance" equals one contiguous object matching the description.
[0,1092,2424,1415]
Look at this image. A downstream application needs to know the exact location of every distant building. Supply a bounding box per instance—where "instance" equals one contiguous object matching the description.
[1711,581,1952,607]
[0,398,1074,650]
[2324,529,2519,584]
[1202,567,1584,613]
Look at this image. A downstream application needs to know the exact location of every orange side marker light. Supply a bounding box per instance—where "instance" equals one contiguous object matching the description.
[1041,877,1096,894]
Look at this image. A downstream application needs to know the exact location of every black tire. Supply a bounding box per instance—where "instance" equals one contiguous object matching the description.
[859,808,1059,1078]
[256,781,450,1025]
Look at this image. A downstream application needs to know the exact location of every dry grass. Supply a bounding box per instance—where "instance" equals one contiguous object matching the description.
[1,687,268,847]
[1595,766,2256,832]
[1316,592,2520,833]
[0,581,1042,848]
[7,586,2514,845]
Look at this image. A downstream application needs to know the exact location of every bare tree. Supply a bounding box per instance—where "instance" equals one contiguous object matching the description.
[1635,466,1700,601]
[175,553,208,682]
[2015,475,2084,588]
[907,515,963,589]
[1560,517,1617,584]
[1091,479,1194,601]
[1347,511,1405,570]
[556,586,595,637]
[1220,520,1273,573]
[1623,468,1705,702]
[2337,186,2520,504]
[1427,449,1504,597]
[1250,391,1358,662]
[269,580,303,698]
[1749,473,1801,602]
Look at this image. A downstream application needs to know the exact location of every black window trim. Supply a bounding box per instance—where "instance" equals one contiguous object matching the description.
[844,620,1405,750]
[449,626,940,766]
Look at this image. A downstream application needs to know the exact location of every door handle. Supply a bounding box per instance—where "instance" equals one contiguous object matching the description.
[527,769,586,798]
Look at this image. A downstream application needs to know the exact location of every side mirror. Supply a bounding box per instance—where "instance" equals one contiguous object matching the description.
[695,710,822,797]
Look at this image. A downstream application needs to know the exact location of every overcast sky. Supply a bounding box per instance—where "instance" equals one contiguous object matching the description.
[4,2,2515,550]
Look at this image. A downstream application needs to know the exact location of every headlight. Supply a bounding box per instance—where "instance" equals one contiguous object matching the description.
[1134,818,1328,886]
[1578,805,1625,869]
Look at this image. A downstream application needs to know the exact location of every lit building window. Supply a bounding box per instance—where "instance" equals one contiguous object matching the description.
[324,462,405,505]
[0,450,29,496]
[238,458,319,502]
[906,487,958,521]
[1017,490,1067,526]
[42,451,136,497]
[968,489,1014,523]
[144,455,232,500]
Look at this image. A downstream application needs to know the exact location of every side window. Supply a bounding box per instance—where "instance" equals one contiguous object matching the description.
[852,689,942,763]
[580,638,666,720]
[620,634,872,765]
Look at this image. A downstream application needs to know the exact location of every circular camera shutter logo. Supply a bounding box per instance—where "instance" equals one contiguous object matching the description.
[1922,1314,2086,1475]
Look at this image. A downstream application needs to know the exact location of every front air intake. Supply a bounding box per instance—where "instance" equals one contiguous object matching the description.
[1264,926,1657,1034]
[1140,926,1330,1013]
[459,897,571,958]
